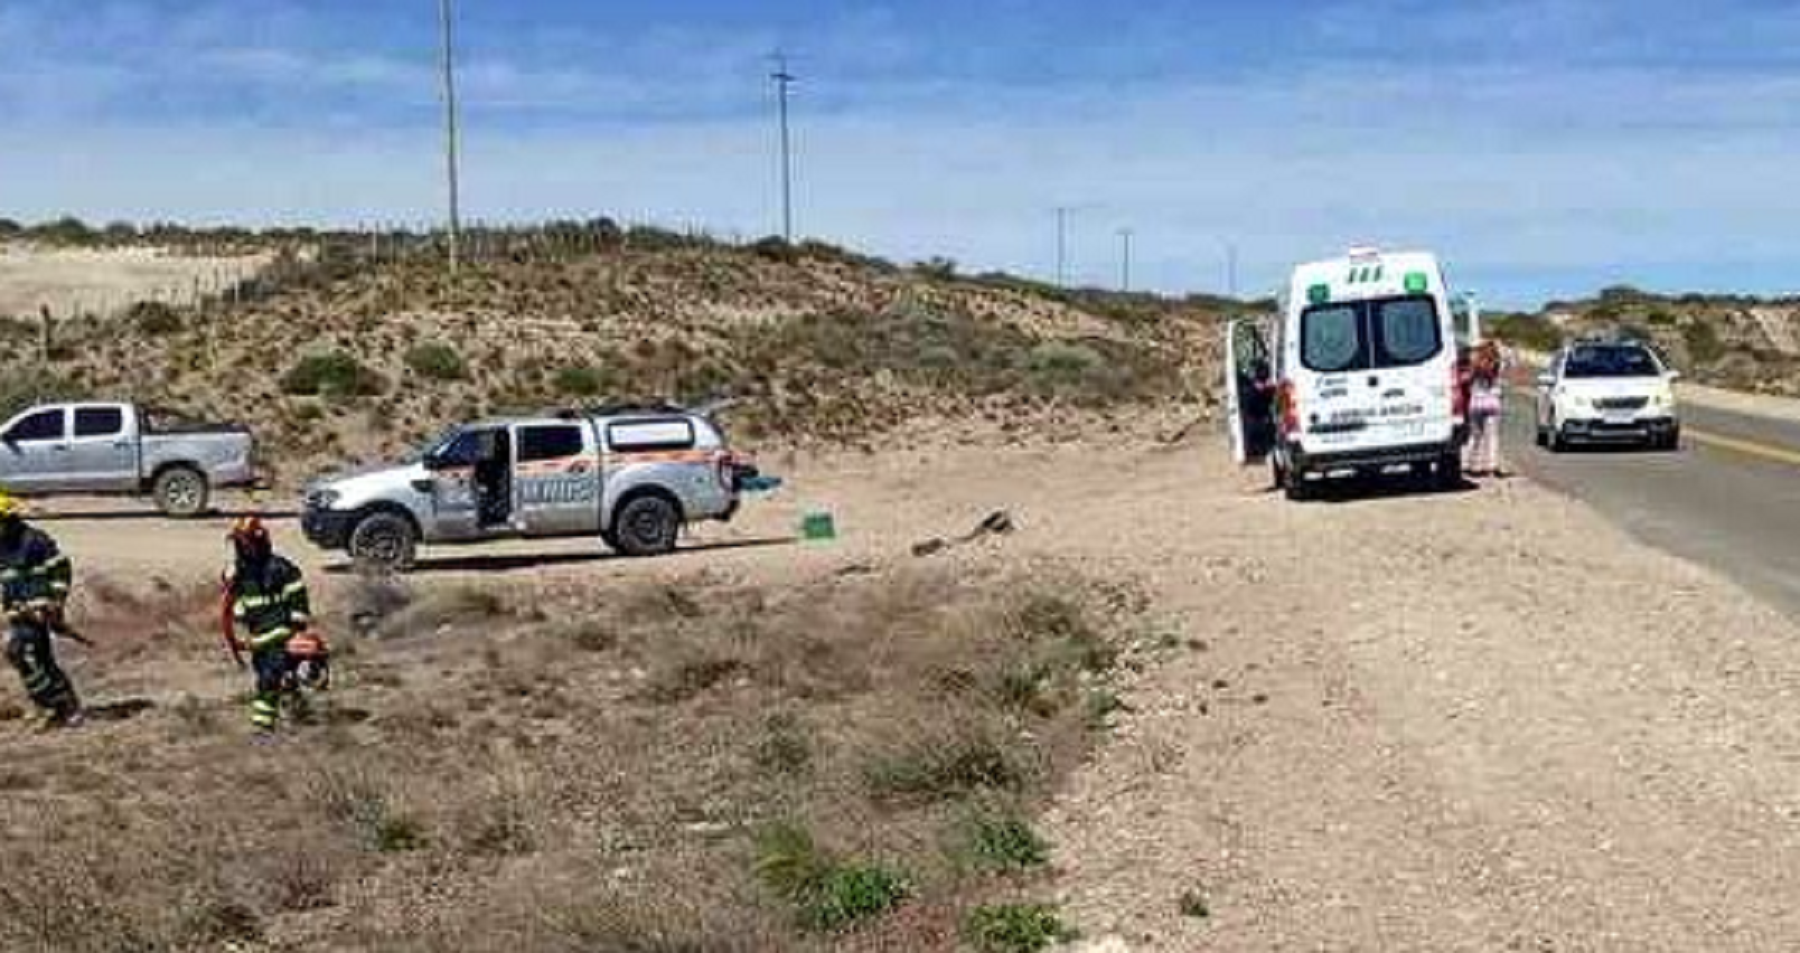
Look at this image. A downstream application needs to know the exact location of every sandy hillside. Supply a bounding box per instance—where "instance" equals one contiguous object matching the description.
[7,422,1800,949]
[0,243,266,319]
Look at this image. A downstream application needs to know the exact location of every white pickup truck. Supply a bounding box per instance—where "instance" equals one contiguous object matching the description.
[0,401,258,516]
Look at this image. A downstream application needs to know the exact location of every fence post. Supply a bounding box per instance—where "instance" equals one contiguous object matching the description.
[39,304,52,362]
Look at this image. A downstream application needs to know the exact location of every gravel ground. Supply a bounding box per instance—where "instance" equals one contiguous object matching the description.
[19,420,1800,951]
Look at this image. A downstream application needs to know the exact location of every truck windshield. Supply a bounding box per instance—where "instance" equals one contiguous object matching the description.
[407,427,468,465]
[1564,345,1661,379]
[1300,295,1443,373]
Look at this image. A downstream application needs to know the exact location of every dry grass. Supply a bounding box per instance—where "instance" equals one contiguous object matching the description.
[0,562,1150,951]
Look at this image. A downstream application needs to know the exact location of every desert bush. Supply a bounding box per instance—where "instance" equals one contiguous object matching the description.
[405,342,468,381]
[955,807,1050,872]
[281,351,386,398]
[864,725,1027,802]
[130,300,184,335]
[1684,320,1727,364]
[553,363,609,397]
[754,823,909,932]
[963,903,1076,953]
[1485,313,1563,353]
[0,369,87,419]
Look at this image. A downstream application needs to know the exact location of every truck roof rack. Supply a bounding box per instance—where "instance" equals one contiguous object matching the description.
[550,401,692,420]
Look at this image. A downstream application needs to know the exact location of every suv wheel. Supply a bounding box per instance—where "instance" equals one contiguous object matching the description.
[153,466,210,518]
[613,495,681,557]
[349,512,418,573]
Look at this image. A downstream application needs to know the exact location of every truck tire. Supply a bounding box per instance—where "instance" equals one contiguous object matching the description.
[613,495,681,557]
[153,466,210,518]
[348,512,418,573]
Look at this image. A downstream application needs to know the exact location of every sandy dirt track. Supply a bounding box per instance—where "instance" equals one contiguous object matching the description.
[22,427,1800,951]
[0,245,264,318]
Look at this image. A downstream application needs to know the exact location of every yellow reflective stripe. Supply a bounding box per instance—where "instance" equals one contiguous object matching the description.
[281,581,307,596]
[43,555,69,569]
[249,628,292,649]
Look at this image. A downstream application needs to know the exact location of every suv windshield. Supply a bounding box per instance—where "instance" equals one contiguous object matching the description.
[1564,345,1662,379]
[1300,295,1443,373]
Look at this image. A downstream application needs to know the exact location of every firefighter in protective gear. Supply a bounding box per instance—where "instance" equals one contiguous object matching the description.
[222,517,317,732]
[0,494,81,728]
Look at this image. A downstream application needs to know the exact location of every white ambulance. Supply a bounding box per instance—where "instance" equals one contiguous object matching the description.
[1226,248,1475,500]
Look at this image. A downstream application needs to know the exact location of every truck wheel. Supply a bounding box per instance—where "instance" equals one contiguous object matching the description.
[348,512,418,573]
[153,466,210,518]
[613,495,680,557]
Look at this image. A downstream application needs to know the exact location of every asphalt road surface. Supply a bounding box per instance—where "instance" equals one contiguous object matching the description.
[1506,395,1800,618]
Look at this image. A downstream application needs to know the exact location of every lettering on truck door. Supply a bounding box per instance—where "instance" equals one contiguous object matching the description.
[516,423,600,537]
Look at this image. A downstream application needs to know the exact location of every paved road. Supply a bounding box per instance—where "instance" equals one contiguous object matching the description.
[1505,396,1800,617]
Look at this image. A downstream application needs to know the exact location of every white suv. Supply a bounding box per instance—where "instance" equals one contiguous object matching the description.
[1535,341,1680,451]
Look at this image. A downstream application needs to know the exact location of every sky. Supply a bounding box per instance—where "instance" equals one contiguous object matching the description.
[3,0,1800,307]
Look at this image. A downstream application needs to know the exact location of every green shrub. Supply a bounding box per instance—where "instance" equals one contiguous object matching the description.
[1683,321,1726,364]
[864,730,1025,802]
[958,809,1049,872]
[552,364,609,397]
[129,301,184,335]
[1023,341,1127,401]
[754,823,908,932]
[962,903,1076,953]
[404,342,467,381]
[282,352,385,398]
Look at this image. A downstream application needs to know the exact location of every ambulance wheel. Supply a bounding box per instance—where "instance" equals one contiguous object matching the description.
[1282,465,1312,502]
[613,494,681,557]
[1434,452,1464,491]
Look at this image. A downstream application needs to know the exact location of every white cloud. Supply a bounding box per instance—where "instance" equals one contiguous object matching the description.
[5,0,1800,303]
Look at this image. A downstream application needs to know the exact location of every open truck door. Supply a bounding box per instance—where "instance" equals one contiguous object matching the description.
[1224,318,1276,465]
[1453,292,1482,352]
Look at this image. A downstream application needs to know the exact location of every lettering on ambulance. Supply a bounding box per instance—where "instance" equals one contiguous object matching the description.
[517,456,600,505]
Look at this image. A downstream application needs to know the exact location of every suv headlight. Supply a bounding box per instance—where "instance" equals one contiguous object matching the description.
[306,488,342,510]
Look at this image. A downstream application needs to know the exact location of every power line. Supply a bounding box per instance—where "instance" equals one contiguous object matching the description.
[438,0,463,274]
[771,53,797,242]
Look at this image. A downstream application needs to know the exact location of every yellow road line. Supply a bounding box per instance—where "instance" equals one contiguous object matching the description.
[1686,428,1800,468]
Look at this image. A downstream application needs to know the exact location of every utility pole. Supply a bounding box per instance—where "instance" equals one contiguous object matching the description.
[438,0,463,274]
[1118,227,1134,293]
[1054,206,1072,287]
[771,53,797,242]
